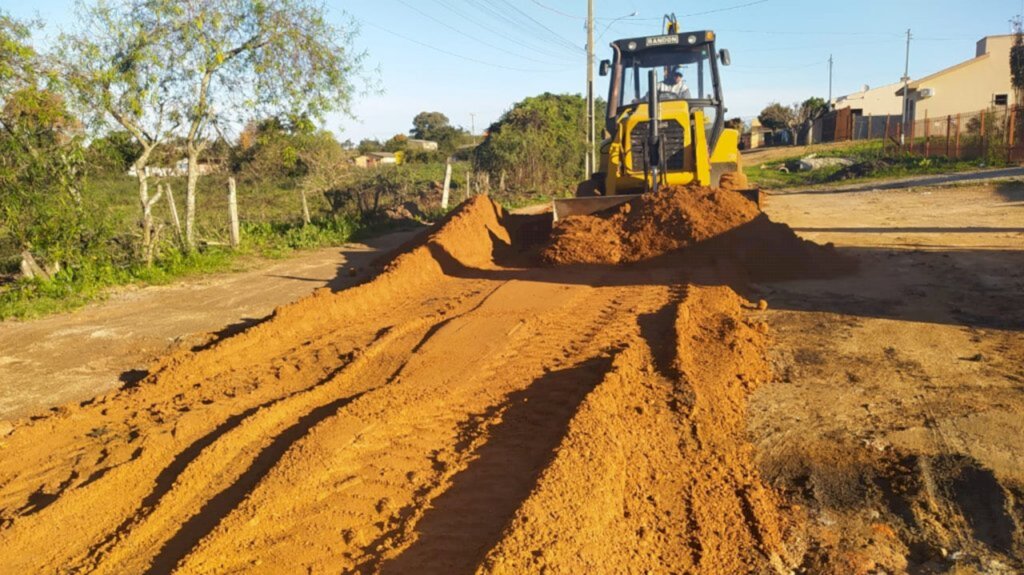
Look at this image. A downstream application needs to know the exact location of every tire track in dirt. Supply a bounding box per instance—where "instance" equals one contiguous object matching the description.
[135,282,525,574]
[479,285,792,575]
[71,315,442,573]
[0,195,806,574]
[0,201,511,573]
[371,284,671,575]
[176,279,660,574]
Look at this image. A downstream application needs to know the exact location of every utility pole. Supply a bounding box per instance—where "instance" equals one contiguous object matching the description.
[469,113,475,136]
[586,0,595,177]
[900,29,912,146]
[828,54,833,103]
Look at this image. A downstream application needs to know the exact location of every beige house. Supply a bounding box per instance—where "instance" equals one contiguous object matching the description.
[832,82,903,115]
[746,118,772,149]
[407,139,439,151]
[896,35,1014,121]
[353,152,398,168]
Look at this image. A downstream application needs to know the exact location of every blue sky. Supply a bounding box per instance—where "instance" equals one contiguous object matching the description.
[4,0,1022,142]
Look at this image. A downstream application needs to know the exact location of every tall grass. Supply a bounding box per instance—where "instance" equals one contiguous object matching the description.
[0,173,363,319]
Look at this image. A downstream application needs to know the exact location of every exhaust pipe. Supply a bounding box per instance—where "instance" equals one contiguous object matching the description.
[647,69,663,194]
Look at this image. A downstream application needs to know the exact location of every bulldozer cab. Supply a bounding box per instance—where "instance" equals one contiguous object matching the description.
[553,28,746,222]
[604,31,728,153]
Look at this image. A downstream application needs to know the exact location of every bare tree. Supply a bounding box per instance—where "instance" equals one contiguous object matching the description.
[295,131,348,224]
[60,1,178,264]
[155,0,368,250]
[1012,16,1024,107]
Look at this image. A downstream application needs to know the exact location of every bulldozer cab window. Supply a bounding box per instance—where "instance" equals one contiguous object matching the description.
[619,46,718,107]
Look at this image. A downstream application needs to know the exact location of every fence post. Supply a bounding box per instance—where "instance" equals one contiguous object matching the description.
[924,111,931,157]
[955,113,961,158]
[1009,105,1017,162]
[441,160,452,209]
[866,114,872,140]
[164,183,183,248]
[910,117,916,154]
[884,115,891,149]
[945,115,951,158]
[981,109,987,158]
[227,177,240,249]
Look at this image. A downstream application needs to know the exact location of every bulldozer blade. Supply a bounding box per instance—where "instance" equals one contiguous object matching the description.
[552,195,636,223]
[552,187,762,224]
[736,188,763,210]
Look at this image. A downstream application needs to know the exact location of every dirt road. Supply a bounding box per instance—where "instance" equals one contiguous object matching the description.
[0,183,1021,574]
[0,231,418,421]
[754,182,1024,572]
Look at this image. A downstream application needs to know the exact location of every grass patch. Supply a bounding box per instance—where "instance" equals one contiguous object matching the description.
[746,140,1003,189]
[0,214,363,320]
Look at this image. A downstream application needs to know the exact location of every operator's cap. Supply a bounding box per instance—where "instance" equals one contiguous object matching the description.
[671,67,683,76]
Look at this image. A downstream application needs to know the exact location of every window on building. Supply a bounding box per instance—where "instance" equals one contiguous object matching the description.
[995,94,1009,106]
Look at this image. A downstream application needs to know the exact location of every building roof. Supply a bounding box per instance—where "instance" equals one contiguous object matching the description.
[835,81,902,102]
[894,34,1007,96]
[896,54,991,95]
[367,152,396,158]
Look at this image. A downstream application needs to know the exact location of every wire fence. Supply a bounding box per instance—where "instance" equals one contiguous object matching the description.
[808,105,1024,163]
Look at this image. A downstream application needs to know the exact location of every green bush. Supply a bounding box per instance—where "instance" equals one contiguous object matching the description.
[473,93,596,195]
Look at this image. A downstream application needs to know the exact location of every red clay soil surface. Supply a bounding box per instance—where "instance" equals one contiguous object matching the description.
[0,183,1022,574]
[749,182,1024,574]
[0,231,418,421]
[543,185,855,281]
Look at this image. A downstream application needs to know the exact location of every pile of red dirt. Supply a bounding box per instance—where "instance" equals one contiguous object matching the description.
[542,186,856,281]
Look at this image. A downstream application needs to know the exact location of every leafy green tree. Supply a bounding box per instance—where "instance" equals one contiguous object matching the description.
[158,0,368,251]
[384,133,408,153]
[473,93,588,192]
[59,1,177,264]
[409,111,471,155]
[357,138,383,154]
[411,111,450,140]
[1012,17,1024,106]
[758,99,826,145]
[233,117,312,181]
[294,130,348,224]
[86,130,143,173]
[757,102,793,132]
[63,0,368,253]
[1,13,87,273]
[794,97,829,143]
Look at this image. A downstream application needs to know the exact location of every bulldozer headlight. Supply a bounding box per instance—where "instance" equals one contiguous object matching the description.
[627,41,638,51]
[687,34,697,44]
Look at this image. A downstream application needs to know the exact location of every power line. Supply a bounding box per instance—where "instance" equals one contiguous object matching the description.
[428,0,580,59]
[488,0,584,51]
[468,0,582,55]
[528,0,584,20]
[730,58,828,71]
[606,0,769,21]
[391,0,561,65]
[359,20,575,73]
[680,0,770,17]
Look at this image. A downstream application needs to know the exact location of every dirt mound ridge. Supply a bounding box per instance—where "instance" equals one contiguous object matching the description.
[0,196,515,574]
[543,186,855,281]
[480,285,795,573]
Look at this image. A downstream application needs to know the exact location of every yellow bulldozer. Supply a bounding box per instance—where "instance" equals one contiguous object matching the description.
[553,14,757,221]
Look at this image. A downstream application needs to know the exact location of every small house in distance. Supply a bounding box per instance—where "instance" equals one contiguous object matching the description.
[832,82,903,116]
[406,139,439,151]
[745,118,772,149]
[353,152,399,168]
